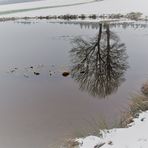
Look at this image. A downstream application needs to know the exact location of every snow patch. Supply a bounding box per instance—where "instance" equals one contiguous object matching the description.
[76,111,148,148]
[0,0,148,18]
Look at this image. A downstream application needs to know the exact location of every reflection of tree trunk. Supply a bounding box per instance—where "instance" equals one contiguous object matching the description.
[106,25,110,51]
[96,24,102,72]
[106,24,111,79]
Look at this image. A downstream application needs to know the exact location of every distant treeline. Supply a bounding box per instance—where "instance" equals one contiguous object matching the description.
[0,12,148,22]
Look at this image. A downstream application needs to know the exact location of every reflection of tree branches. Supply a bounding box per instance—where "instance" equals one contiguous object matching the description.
[70,24,128,98]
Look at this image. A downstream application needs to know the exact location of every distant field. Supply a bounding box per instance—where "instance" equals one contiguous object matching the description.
[0,0,147,18]
[0,0,98,15]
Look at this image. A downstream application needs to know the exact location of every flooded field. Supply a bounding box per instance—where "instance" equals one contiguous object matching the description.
[0,20,148,147]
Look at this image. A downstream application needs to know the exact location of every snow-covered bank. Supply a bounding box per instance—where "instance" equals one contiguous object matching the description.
[0,0,148,18]
[76,111,148,148]
[0,0,98,17]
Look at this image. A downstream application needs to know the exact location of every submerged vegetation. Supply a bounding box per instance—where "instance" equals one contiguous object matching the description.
[120,85,148,127]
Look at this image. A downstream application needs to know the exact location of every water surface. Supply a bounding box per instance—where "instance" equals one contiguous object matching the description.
[0,20,148,147]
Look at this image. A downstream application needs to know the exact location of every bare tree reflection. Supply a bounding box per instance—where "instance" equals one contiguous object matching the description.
[70,24,128,98]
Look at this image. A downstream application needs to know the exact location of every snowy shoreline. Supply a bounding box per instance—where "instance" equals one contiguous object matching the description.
[75,111,148,148]
[69,84,148,148]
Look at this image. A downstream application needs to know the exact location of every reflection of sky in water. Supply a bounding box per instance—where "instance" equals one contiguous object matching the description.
[0,21,148,147]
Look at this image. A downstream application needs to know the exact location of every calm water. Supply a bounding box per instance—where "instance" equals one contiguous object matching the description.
[0,0,41,5]
[0,20,148,147]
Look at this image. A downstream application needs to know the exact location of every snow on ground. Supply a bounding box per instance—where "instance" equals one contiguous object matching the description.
[76,111,148,148]
[0,0,148,18]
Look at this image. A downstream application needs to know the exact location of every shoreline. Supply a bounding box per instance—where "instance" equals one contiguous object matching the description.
[66,84,148,148]
[0,12,147,23]
[75,111,148,148]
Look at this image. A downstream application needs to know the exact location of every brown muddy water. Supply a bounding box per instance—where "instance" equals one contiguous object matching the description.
[0,20,148,148]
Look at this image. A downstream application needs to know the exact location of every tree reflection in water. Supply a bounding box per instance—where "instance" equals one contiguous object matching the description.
[70,24,128,98]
